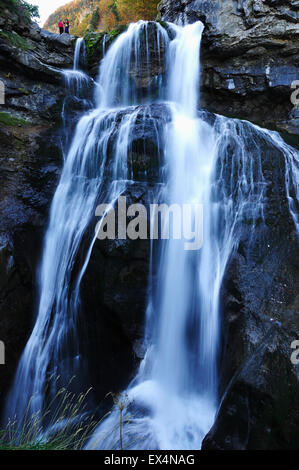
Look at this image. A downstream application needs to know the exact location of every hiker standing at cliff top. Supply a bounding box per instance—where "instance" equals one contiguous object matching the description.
[58,20,64,34]
[64,19,70,34]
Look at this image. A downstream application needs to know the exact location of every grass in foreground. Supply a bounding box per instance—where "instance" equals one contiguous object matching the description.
[0,378,108,450]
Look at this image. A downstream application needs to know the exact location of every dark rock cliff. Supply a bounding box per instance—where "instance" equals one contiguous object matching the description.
[159,0,299,142]
[206,129,299,449]
[0,0,76,410]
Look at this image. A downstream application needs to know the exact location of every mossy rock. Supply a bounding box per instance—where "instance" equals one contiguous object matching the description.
[0,31,33,51]
[0,112,29,127]
[84,25,128,69]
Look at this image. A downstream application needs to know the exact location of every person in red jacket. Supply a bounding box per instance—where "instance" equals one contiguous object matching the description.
[58,21,64,35]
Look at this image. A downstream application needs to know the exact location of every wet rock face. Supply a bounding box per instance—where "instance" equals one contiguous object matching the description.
[159,0,299,140]
[0,2,298,448]
[204,239,299,449]
[0,124,63,412]
[0,1,76,411]
[0,121,63,411]
[203,129,299,448]
[80,183,153,401]
[204,327,299,449]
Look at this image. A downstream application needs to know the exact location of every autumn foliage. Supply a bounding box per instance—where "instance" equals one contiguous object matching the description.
[44,0,160,36]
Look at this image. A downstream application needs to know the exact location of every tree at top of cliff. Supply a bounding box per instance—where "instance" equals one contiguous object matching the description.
[21,0,40,20]
[1,0,40,21]
[118,0,159,22]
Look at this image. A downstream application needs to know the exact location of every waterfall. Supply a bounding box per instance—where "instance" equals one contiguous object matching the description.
[3,21,169,427]
[61,38,92,158]
[4,19,299,450]
[95,21,169,108]
[62,38,89,97]
[86,22,297,450]
[73,37,86,71]
[86,22,259,450]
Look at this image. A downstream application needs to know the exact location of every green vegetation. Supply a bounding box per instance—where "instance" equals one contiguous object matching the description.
[90,7,101,31]
[0,381,106,450]
[17,87,31,95]
[0,31,33,51]
[0,112,29,127]
[20,0,40,20]
[0,376,141,450]
[84,25,127,66]
[1,0,39,22]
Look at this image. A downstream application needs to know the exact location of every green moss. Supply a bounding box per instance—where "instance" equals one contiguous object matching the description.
[108,25,127,37]
[0,112,29,127]
[84,25,127,68]
[156,19,168,29]
[18,87,31,95]
[84,31,106,64]
[0,31,33,51]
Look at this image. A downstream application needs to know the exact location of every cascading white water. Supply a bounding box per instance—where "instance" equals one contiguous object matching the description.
[95,21,169,108]
[85,22,245,450]
[61,38,93,157]
[62,38,89,96]
[4,19,299,450]
[74,37,85,71]
[3,21,170,426]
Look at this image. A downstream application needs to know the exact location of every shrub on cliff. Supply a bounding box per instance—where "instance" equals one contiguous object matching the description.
[1,0,40,22]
